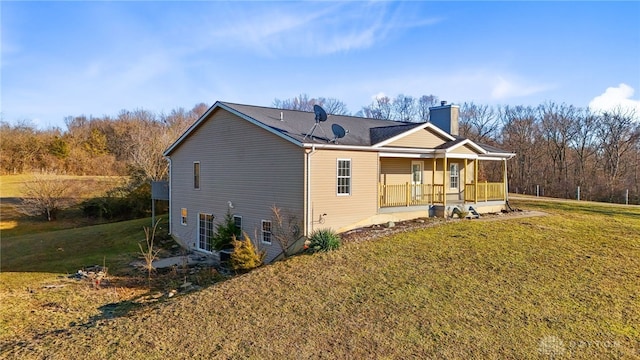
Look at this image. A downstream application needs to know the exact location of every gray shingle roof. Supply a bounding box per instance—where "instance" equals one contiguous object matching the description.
[220,102,417,147]
[165,101,514,157]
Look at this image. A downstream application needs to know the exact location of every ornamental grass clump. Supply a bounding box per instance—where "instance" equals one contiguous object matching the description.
[307,228,341,253]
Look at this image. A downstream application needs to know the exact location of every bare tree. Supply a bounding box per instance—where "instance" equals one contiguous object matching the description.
[569,109,598,199]
[499,105,543,194]
[392,94,416,121]
[17,175,84,221]
[128,115,171,181]
[538,102,579,197]
[317,97,350,115]
[595,107,640,201]
[270,205,304,258]
[459,102,499,144]
[273,95,349,115]
[273,94,316,112]
[417,94,439,122]
[360,95,393,120]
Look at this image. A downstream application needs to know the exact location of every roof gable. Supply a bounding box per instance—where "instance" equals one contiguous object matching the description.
[373,122,455,148]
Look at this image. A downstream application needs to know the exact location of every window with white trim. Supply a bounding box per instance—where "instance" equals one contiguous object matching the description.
[450,163,459,189]
[233,215,242,238]
[180,208,187,225]
[198,213,214,252]
[337,159,351,195]
[261,220,272,244]
[193,162,200,189]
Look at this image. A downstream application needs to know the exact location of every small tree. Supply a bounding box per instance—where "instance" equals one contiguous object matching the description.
[271,205,304,258]
[139,219,162,289]
[17,175,82,221]
[230,232,264,272]
[212,210,237,250]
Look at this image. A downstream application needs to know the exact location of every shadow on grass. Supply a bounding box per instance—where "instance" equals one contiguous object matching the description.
[0,269,230,357]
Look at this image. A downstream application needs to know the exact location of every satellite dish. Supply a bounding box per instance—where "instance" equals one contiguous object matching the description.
[313,104,328,123]
[304,105,329,141]
[331,124,349,144]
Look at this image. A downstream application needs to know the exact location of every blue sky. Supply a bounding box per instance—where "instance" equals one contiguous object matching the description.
[2,1,639,129]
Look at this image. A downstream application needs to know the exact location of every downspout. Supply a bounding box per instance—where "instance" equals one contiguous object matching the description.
[167,156,172,235]
[306,145,317,237]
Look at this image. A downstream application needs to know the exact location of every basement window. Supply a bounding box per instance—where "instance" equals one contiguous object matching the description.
[181,208,187,225]
[261,220,272,244]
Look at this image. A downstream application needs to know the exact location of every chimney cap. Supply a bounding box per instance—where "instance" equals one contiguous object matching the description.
[441,101,447,106]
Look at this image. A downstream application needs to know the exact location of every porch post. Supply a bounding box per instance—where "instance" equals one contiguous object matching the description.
[405,182,410,207]
[463,158,468,203]
[443,156,448,215]
[431,157,436,204]
[503,159,508,202]
[474,158,478,204]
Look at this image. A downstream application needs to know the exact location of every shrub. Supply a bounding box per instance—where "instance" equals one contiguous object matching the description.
[212,211,237,250]
[230,232,264,272]
[81,183,151,220]
[307,228,341,253]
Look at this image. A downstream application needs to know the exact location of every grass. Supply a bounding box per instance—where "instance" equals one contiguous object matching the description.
[0,174,125,199]
[1,199,639,359]
[0,174,126,237]
[0,217,161,274]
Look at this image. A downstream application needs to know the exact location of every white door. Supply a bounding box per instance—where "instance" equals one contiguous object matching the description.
[411,161,423,200]
[198,213,214,252]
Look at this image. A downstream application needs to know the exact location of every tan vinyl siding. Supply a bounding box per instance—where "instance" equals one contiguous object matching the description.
[309,149,378,233]
[450,143,479,155]
[385,128,448,148]
[379,158,436,185]
[168,108,304,262]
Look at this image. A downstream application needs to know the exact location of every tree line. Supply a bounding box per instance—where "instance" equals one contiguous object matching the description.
[273,94,640,204]
[2,94,638,205]
[0,103,209,181]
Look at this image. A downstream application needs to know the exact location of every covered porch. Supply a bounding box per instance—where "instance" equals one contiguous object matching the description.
[378,155,509,213]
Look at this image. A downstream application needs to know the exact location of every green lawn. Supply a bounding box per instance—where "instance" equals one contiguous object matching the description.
[0,174,126,237]
[0,217,159,274]
[1,199,639,359]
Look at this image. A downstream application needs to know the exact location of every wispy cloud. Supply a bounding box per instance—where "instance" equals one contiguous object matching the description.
[205,2,441,57]
[351,69,555,108]
[490,75,554,100]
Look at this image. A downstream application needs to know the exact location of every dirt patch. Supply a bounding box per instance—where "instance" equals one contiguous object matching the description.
[340,209,548,244]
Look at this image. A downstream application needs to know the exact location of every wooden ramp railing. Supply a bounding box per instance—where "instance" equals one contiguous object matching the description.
[379,183,445,208]
[464,182,505,202]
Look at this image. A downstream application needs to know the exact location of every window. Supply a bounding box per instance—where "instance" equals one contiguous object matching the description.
[337,159,351,195]
[181,208,187,225]
[261,220,272,244]
[450,163,459,189]
[193,162,200,189]
[198,213,214,252]
[233,215,242,238]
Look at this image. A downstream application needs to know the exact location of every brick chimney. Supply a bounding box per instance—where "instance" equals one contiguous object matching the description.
[429,101,459,136]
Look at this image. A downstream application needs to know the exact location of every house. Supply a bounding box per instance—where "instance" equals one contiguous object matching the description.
[163,101,515,262]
